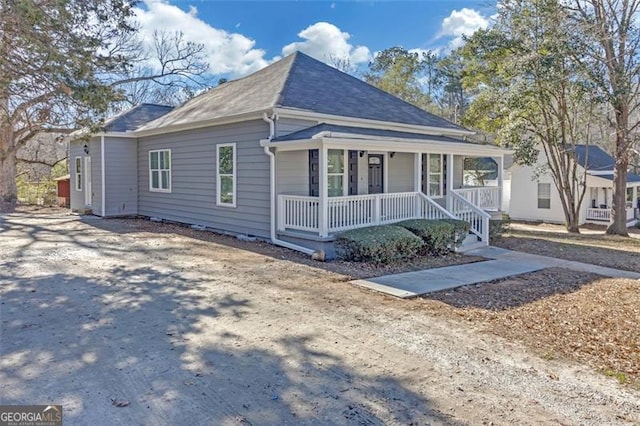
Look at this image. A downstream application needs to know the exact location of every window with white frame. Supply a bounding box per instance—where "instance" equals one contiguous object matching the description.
[327,149,345,197]
[149,149,171,192]
[538,183,551,209]
[428,154,443,197]
[627,187,634,207]
[217,143,236,206]
[75,157,82,191]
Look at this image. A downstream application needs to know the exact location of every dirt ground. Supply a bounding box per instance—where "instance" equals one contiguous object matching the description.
[1,209,639,425]
[496,221,640,273]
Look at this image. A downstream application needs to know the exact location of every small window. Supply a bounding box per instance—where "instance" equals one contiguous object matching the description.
[217,143,236,206]
[75,157,82,191]
[538,183,551,209]
[327,149,345,197]
[627,187,634,207]
[149,149,171,192]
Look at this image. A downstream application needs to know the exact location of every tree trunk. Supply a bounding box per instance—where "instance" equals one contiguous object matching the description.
[606,155,629,235]
[0,152,17,212]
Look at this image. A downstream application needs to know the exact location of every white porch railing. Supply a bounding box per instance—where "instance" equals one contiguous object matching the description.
[585,207,635,222]
[453,187,501,211]
[448,191,491,242]
[278,192,490,242]
[586,208,611,221]
[277,195,320,232]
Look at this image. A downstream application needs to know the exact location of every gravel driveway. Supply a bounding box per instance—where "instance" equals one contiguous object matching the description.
[1,210,639,425]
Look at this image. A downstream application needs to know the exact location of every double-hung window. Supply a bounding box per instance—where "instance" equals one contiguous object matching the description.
[149,149,171,192]
[217,143,236,207]
[75,157,82,191]
[427,154,443,197]
[327,149,345,197]
[538,183,551,209]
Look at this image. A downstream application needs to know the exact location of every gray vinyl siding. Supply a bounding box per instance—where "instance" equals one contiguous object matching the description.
[137,120,271,238]
[388,152,414,193]
[274,118,318,138]
[69,140,85,210]
[90,137,102,215]
[276,151,308,195]
[104,137,138,216]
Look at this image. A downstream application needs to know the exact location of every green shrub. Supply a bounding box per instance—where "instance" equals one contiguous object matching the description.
[442,219,471,248]
[335,225,423,264]
[397,219,456,256]
[489,213,511,243]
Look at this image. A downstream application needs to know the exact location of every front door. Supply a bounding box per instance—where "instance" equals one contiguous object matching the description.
[368,154,383,194]
[84,157,92,207]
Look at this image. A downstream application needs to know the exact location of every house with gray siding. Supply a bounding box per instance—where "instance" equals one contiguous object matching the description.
[70,52,508,257]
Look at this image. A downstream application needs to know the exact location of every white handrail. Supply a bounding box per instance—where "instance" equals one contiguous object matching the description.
[417,192,458,220]
[448,191,491,242]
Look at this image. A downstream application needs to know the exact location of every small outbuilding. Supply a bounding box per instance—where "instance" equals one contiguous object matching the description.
[54,174,70,207]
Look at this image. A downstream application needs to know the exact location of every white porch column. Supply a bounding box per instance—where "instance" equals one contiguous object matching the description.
[414,153,423,218]
[497,155,504,211]
[319,145,329,237]
[414,153,422,192]
[446,154,454,210]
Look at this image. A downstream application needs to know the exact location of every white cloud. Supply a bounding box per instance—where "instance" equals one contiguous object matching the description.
[438,8,490,50]
[133,0,270,76]
[282,22,371,66]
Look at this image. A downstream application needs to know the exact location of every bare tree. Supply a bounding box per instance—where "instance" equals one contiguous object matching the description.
[568,0,640,235]
[0,1,210,210]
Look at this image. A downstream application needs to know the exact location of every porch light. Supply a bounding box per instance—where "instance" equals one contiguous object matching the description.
[83,144,89,154]
[359,150,366,158]
[390,152,396,158]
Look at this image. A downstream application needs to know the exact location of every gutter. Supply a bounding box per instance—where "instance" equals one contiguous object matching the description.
[101,135,106,217]
[261,113,316,257]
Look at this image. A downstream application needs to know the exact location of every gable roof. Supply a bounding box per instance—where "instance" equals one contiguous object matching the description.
[103,104,174,132]
[272,123,473,144]
[138,52,466,133]
[574,145,614,171]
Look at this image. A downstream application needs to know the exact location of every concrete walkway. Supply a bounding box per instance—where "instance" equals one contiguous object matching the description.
[351,246,640,299]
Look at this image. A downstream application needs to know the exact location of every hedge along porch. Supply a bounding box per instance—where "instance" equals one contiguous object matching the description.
[263,124,508,250]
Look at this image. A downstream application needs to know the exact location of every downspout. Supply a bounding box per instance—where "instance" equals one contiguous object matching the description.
[261,113,315,256]
[101,135,106,217]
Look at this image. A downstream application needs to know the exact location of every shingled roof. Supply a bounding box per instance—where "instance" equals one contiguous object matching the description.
[573,145,615,171]
[138,52,465,132]
[103,104,174,132]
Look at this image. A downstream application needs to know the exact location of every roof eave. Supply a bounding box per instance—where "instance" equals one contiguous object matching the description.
[264,135,509,156]
[273,107,476,138]
[134,110,268,138]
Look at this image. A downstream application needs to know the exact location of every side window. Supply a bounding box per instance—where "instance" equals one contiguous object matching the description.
[538,183,551,209]
[75,157,82,191]
[217,143,236,206]
[149,150,171,192]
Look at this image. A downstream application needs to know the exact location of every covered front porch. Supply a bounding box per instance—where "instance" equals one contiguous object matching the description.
[585,176,640,225]
[264,124,508,249]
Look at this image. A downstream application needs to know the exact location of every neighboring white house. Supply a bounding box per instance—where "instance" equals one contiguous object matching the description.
[509,145,640,226]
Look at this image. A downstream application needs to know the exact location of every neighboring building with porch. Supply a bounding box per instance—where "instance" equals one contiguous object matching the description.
[70,52,508,257]
[509,145,640,227]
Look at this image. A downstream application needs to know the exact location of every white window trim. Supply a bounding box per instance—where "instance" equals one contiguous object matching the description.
[538,182,551,209]
[327,149,348,197]
[149,149,172,193]
[75,157,82,191]
[216,143,237,207]
[426,153,444,197]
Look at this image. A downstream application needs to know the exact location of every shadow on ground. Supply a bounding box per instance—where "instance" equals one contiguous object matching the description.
[0,212,458,425]
[422,267,603,310]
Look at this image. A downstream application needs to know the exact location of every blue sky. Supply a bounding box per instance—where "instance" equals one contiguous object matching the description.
[134,1,496,77]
